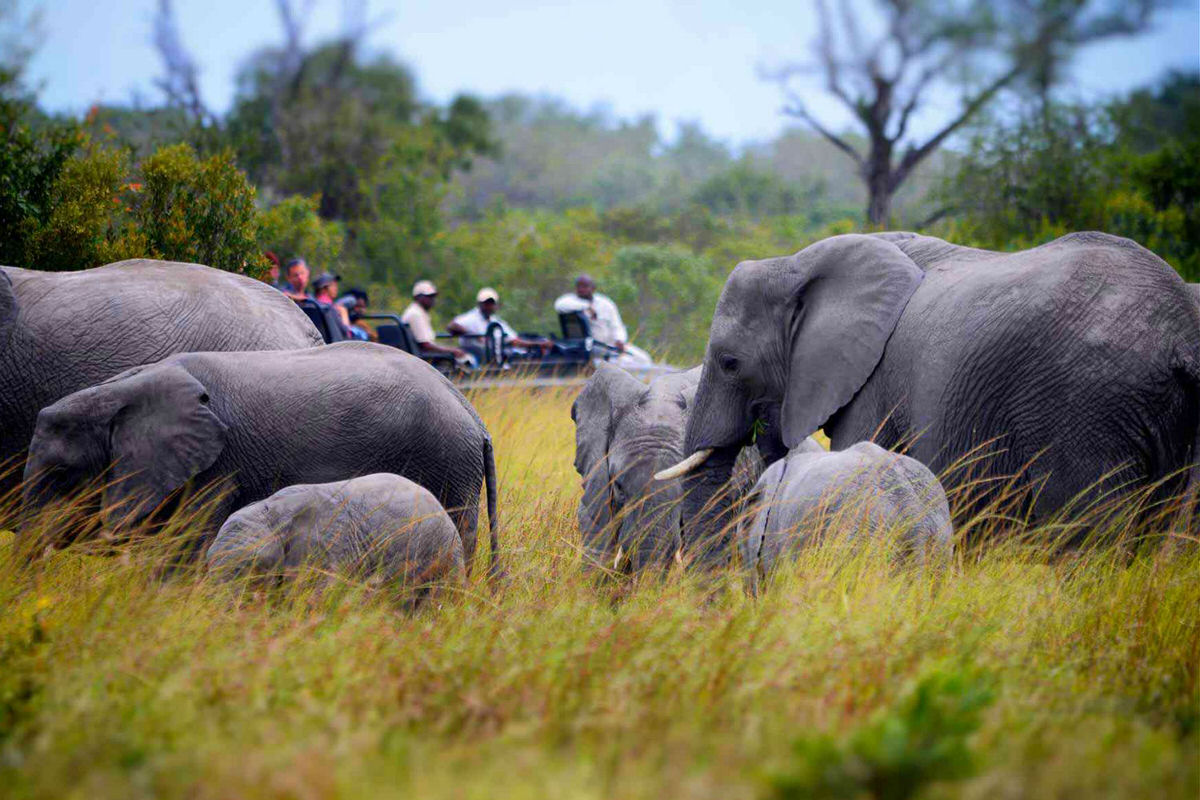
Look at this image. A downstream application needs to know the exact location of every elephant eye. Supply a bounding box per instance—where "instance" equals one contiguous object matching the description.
[199,393,210,405]
[719,354,740,374]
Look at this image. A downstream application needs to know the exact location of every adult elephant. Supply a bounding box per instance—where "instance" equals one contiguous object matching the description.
[662,232,1200,561]
[0,259,322,491]
[22,342,499,575]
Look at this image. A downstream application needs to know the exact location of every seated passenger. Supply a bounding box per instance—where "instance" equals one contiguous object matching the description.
[554,274,651,365]
[447,288,552,361]
[281,258,312,301]
[262,251,285,291]
[401,280,469,362]
[337,288,372,341]
[312,272,352,338]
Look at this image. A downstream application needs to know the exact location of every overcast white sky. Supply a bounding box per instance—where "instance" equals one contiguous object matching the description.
[22,0,1200,146]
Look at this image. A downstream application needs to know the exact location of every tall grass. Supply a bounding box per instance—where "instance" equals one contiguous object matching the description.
[0,386,1196,799]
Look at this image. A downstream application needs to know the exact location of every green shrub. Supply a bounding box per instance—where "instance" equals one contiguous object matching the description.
[766,664,997,800]
[257,194,345,272]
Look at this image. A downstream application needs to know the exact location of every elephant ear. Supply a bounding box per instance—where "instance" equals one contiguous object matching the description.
[782,235,923,448]
[572,365,647,562]
[105,365,228,521]
[0,269,15,342]
[572,364,647,476]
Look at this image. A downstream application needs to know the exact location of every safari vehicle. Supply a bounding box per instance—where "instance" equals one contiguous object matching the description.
[296,299,626,385]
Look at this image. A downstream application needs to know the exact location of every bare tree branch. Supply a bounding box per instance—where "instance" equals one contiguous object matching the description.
[894,63,1023,182]
[782,94,865,169]
[151,0,210,126]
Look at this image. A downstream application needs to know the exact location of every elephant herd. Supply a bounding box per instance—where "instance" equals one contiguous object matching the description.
[2,229,1198,599]
[575,231,1200,579]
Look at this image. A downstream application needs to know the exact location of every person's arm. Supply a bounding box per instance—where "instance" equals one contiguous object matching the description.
[446,320,468,336]
[420,340,468,358]
[601,296,628,351]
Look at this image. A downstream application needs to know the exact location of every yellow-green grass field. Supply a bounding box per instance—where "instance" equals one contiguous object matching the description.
[0,386,1196,799]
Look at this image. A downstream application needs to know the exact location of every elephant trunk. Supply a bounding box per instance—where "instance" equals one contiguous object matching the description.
[679,444,741,569]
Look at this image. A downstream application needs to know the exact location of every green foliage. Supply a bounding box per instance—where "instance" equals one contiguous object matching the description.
[15,140,260,274]
[257,194,344,271]
[0,76,79,267]
[939,71,1200,280]
[603,245,723,358]
[26,137,131,269]
[133,144,260,273]
[766,665,997,800]
[691,160,820,218]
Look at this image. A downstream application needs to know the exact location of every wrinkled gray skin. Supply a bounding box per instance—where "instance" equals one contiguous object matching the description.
[681,232,1200,561]
[572,364,766,573]
[23,342,499,573]
[207,473,466,596]
[741,441,952,593]
[0,260,321,491]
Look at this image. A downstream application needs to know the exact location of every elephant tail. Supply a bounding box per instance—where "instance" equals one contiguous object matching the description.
[484,436,501,580]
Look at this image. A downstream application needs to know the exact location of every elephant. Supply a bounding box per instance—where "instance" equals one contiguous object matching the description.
[662,232,1200,562]
[0,259,322,492]
[22,342,499,574]
[571,364,768,573]
[206,473,466,599]
[740,441,952,593]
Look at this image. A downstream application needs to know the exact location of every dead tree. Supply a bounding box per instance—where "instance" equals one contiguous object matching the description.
[766,0,1162,227]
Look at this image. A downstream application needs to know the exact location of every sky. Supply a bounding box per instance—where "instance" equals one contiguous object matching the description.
[20,0,1200,146]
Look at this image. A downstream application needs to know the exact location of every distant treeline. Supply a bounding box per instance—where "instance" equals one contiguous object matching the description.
[1,0,1196,361]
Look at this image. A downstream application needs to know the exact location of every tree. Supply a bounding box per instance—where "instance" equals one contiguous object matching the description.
[0,0,79,266]
[765,0,1165,226]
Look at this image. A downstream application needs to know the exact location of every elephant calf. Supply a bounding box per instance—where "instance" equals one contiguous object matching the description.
[741,441,952,591]
[207,474,465,597]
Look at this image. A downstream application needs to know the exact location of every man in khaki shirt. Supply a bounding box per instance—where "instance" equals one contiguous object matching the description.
[401,280,467,361]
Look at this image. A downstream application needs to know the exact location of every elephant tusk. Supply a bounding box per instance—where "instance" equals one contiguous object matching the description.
[613,545,624,570]
[654,448,714,481]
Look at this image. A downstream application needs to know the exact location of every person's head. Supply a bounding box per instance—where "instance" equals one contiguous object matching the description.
[575,274,596,300]
[413,279,438,310]
[342,288,369,313]
[312,272,340,300]
[476,287,499,317]
[285,258,309,292]
[263,251,280,283]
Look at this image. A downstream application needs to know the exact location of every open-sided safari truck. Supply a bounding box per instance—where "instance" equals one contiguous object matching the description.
[297,300,639,385]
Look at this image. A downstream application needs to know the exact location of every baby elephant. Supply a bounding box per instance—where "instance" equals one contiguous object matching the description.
[207,474,465,597]
[742,441,952,590]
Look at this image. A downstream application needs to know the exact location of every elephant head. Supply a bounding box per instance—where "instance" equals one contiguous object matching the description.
[660,234,924,565]
[572,365,694,573]
[23,362,227,532]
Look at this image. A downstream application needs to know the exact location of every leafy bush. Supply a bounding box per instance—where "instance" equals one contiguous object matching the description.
[766,664,997,800]
[604,245,723,361]
[257,194,345,272]
[133,144,260,274]
[15,140,261,275]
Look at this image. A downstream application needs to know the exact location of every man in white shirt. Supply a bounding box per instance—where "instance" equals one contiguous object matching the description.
[448,288,551,360]
[554,274,651,365]
[401,280,468,361]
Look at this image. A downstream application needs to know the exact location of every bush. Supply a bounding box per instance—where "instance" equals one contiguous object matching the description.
[604,245,723,362]
[766,665,997,800]
[257,194,345,273]
[18,140,261,275]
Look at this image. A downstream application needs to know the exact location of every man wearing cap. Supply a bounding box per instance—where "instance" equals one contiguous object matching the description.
[554,274,651,365]
[448,288,552,360]
[402,280,468,361]
[312,272,352,338]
